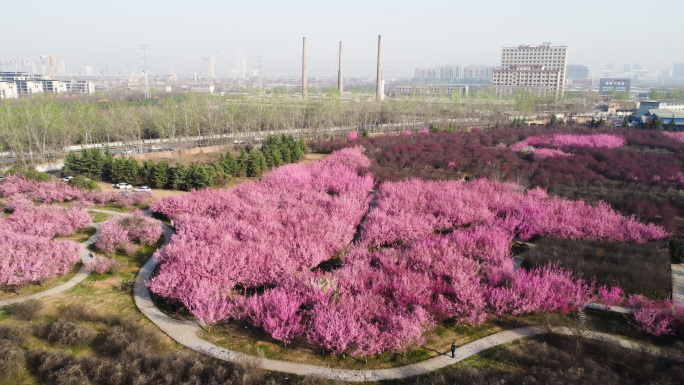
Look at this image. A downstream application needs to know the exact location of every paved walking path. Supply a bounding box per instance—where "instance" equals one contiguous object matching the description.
[134,223,684,382]
[0,209,124,308]
[4,207,680,381]
[673,264,684,305]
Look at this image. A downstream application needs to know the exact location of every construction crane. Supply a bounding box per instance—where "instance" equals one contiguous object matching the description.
[38,54,64,80]
[38,54,83,80]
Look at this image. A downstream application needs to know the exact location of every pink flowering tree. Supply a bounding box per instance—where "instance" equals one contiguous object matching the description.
[509,133,626,159]
[626,295,682,337]
[147,148,674,356]
[86,256,117,274]
[96,211,162,253]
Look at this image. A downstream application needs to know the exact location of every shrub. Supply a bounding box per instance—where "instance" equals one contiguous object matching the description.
[56,303,101,323]
[10,300,43,321]
[0,340,24,379]
[0,324,30,345]
[68,175,99,190]
[27,349,89,385]
[410,334,684,385]
[4,168,51,182]
[668,235,684,263]
[97,321,162,358]
[525,238,671,298]
[41,320,96,346]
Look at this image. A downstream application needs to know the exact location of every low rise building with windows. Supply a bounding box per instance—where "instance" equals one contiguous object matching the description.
[599,78,630,95]
[394,84,468,97]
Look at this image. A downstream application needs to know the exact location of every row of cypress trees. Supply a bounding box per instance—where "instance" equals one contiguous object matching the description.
[63,135,307,191]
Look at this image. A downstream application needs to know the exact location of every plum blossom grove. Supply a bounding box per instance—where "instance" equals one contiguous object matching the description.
[661,131,684,143]
[0,197,91,289]
[96,210,163,254]
[148,147,678,356]
[0,174,149,208]
[509,133,627,158]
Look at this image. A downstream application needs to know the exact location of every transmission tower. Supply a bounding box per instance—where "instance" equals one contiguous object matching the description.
[255,56,266,86]
[138,44,151,99]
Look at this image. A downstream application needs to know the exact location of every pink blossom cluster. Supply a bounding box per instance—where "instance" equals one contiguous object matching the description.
[95,210,162,253]
[532,148,572,159]
[669,172,684,185]
[419,129,430,134]
[347,131,358,141]
[0,231,80,288]
[511,133,626,152]
[402,130,412,136]
[627,295,684,336]
[148,147,374,319]
[361,179,667,247]
[0,174,150,208]
[86,256,117,274]
[661,131,684,143]
[148,151,673,355]
[0,203,91,238]
[0,174,85,203]
[0,200,88,288]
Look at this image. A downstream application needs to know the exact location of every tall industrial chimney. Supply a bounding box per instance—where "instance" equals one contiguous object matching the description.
[338,41,343,94]
[302,37,307,100]
[376,35,382,101]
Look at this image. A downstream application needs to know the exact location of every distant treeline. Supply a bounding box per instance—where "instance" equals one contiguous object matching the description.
[0,91,591,163]
[64,134,306,190]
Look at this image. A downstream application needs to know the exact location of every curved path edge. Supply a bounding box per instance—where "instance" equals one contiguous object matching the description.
[134,225,684,382]
[0,209,125,307]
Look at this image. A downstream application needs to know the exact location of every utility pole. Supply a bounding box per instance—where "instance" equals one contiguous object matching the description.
[338,41,343,94]
[302,37,307,100]
[105,64,110,94]
[138,44,151,99]
[255,56,266,87]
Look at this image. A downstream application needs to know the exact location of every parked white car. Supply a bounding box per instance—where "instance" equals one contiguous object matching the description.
[122,149,134,155]
[149,146,162,151]
[62,176,74,182]
[112,182,133,189]
[134,186,151,192]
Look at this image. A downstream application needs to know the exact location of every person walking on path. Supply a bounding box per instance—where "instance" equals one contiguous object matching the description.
[451,342,456,358]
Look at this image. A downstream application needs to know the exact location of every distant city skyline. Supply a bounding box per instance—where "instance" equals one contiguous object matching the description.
[2,0,682,78]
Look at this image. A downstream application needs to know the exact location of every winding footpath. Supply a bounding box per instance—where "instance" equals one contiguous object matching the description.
[2,207,681,381]
[133,220,684,382]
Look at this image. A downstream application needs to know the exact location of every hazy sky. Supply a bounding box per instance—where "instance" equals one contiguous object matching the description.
[3,0,683,78]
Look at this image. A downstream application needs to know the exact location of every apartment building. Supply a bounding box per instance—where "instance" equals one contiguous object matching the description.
[492,42,568,97]
[0,81,18,99]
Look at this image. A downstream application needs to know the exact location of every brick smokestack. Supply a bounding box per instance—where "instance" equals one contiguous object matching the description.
[376,35,382,101]
[338,41,343,94]
[302,37,307,100]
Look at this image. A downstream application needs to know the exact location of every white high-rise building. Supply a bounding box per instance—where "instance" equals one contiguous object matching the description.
[203,53,218,80]
[492,42,568,97]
